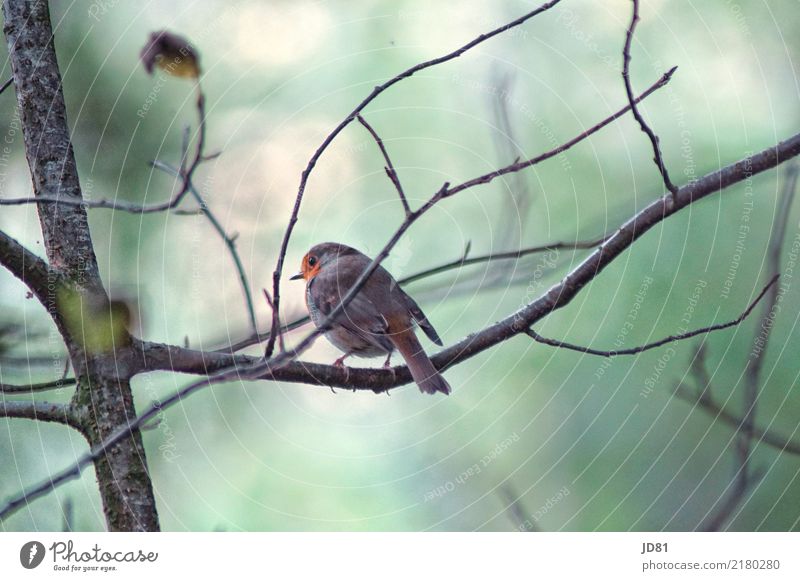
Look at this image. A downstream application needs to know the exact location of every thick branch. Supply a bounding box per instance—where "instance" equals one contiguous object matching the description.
[0,230,61,305]
[0,401,80,428]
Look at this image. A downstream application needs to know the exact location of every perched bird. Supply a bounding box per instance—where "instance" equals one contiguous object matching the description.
[291,242,451,395]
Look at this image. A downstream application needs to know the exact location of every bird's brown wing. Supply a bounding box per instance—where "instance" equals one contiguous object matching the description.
[395,289,443,346]
[308,256,394,352]
[334,253,444,347]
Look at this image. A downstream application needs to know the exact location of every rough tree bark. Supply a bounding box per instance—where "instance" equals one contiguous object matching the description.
[2,0,159,530]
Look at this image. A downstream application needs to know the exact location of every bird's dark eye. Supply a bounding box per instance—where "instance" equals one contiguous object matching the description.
[307,256,317,267]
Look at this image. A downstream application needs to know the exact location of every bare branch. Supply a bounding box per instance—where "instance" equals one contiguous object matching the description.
[498,485,540,532]
[622,0,679,199]
[0,193,188,213]
[0,76,12,95]
[235,67,673,357]
[488,70,533,263]
[400,236,607,285]
[357,115,411,215]
[525,275,779,356]
[61,498,74,532]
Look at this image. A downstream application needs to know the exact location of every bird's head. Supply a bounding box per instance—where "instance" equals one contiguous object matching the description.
[290,242,361,282]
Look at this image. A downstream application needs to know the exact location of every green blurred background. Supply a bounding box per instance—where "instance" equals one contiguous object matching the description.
[1,0,799,531]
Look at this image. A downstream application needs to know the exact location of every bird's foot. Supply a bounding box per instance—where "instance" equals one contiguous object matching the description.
[333,353,352,367]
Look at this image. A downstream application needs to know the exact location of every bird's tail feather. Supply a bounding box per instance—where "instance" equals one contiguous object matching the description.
[390,329,451,395]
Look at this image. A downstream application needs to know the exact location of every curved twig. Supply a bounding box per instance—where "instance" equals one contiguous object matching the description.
[526,274,779,357]
[622,0,679,198]
[357,114,411,215]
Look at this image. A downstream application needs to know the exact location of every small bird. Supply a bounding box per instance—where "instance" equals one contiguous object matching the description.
[291,242,451,395]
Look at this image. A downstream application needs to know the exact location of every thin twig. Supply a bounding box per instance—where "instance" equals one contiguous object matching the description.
[262,288,284,355]
[61,358,71,381]
[151,160,258,334]
[498,485,539,532]
[61,498,74,532]
[526,274,778,356]
[267,0,565,379]
[0,377,77,394]
[357,114,411,215]
[622,0,679,200]
[0,76,13,95]
[400,236,606,285]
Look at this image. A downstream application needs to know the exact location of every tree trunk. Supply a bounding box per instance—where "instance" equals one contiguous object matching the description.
[3,0,159,531]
